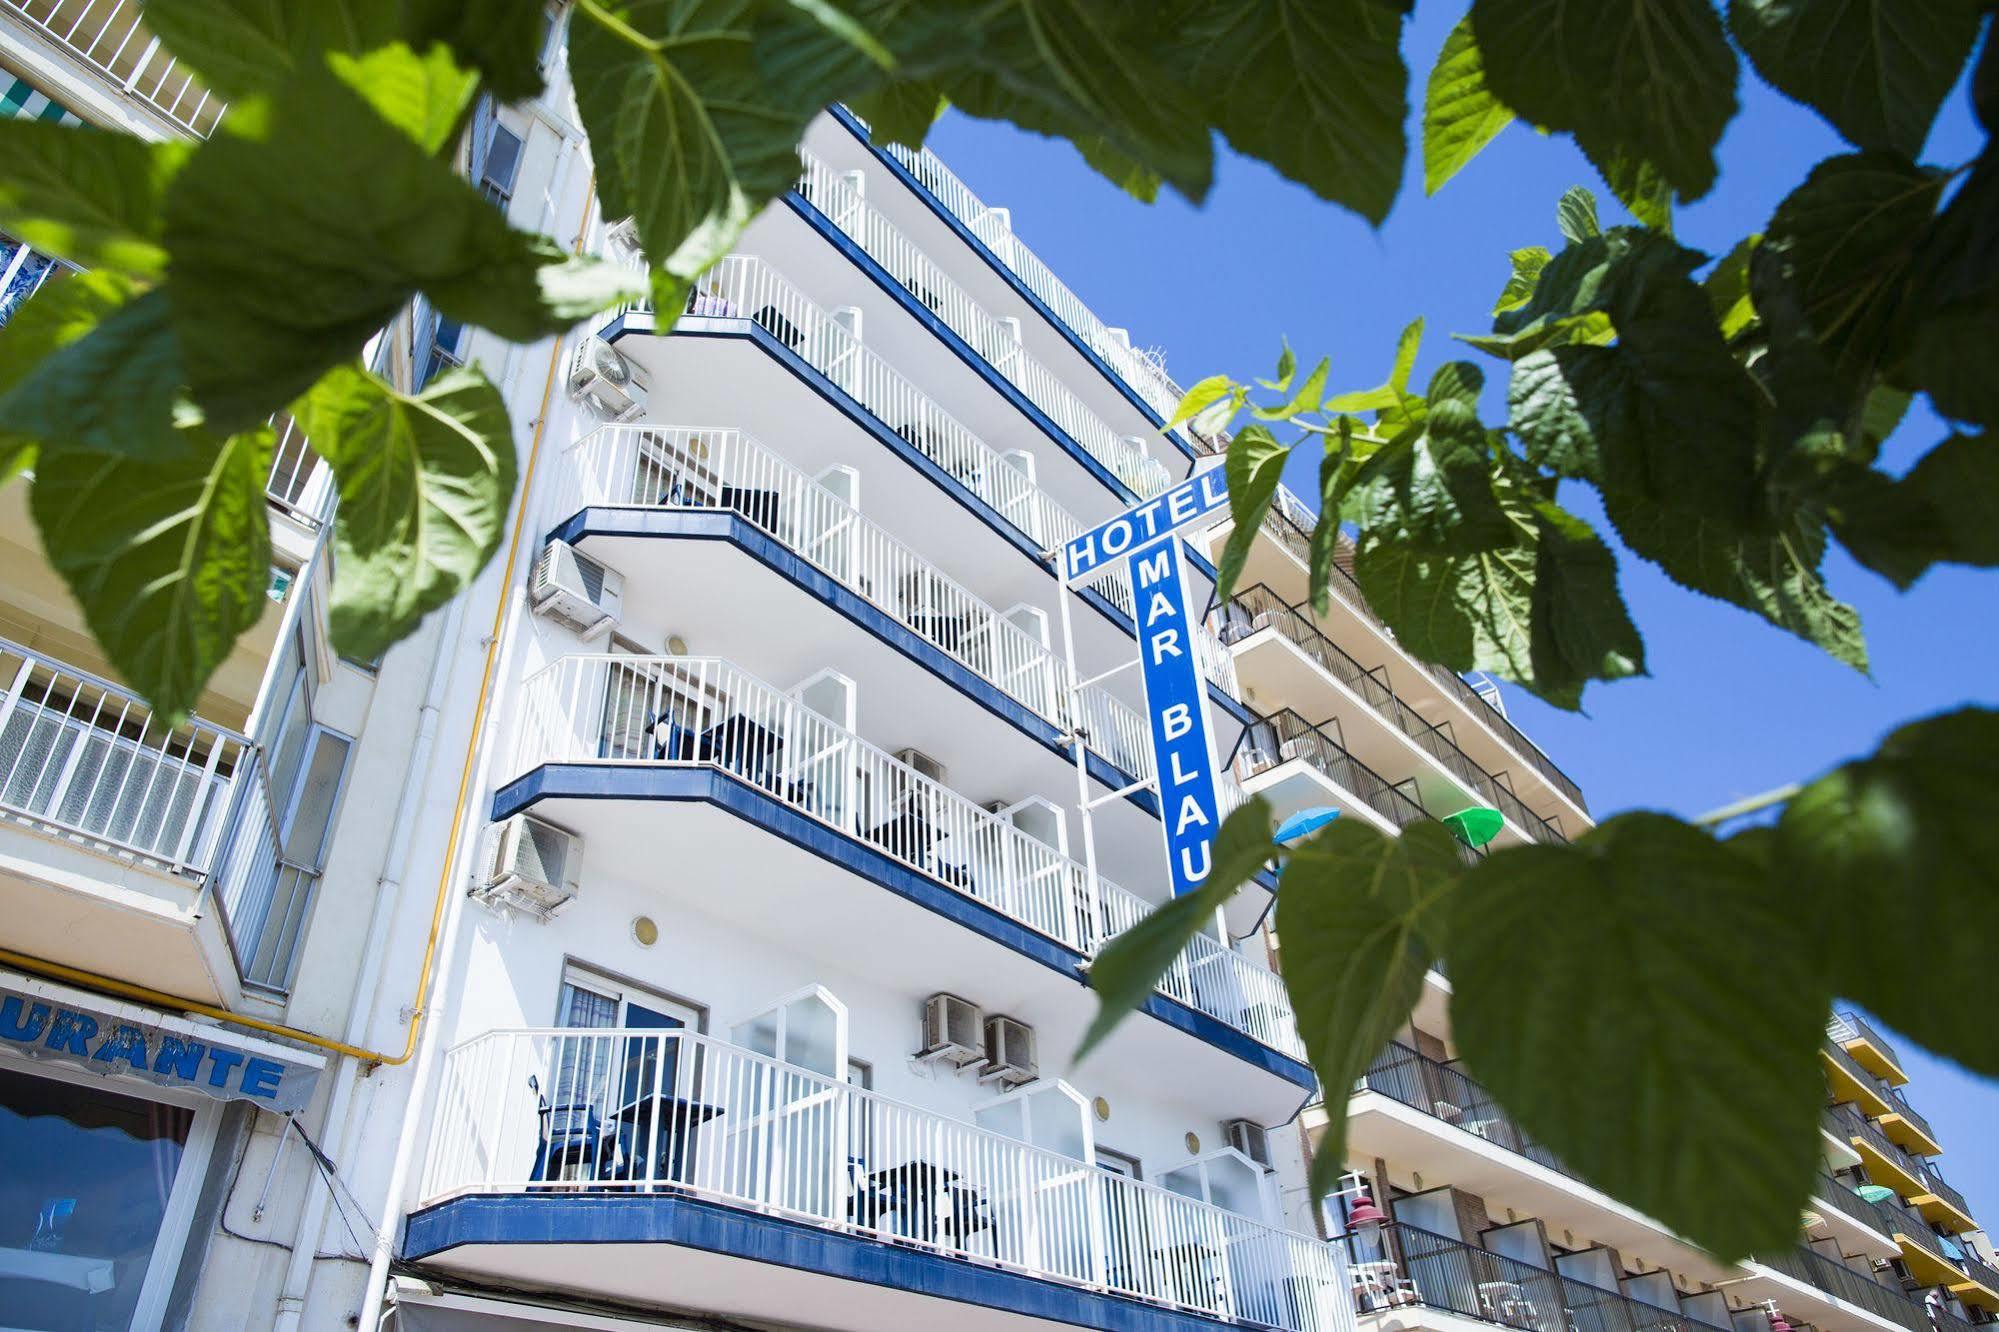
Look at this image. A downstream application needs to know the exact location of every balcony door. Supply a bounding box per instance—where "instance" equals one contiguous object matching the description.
[548,971,701,1186]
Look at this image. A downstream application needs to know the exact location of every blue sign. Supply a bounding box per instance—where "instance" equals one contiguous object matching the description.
[1127,537,1224,897]
[1064,467,1230,581]
[0,980,321,1112]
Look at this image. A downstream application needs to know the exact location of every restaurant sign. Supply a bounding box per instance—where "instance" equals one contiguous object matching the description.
[0,973,324,1112]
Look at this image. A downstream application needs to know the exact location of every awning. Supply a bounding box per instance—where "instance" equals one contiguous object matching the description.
[0,75,81,125]
[0,971,325,1113]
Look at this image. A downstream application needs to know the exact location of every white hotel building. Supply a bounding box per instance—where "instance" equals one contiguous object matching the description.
[3,7,1995,1332]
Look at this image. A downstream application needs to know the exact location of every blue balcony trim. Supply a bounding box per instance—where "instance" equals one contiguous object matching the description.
[825,104,1198,467]
[492,764,1311,1087]
[403,1192,1270,1331]
[550,505,1161,818]
[595,313,1246,732]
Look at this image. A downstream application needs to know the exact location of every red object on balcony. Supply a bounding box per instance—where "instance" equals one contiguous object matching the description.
[1346,1191,1389,1229]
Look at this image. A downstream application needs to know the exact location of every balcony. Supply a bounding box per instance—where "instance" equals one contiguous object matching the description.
[1221,586,1566,846]
[498,654,1306,1092]
[1821,1039,1894,1119]
[1828,1014,1906,1086]
[608,253,1234,651]
[1342,1221,1733,1332]
[1337,1040,1732,1284]
[795,148,1172,500]
[1734,1245,1925,1332]
[0,638,257,1003]
[264,413,332,529]
[1235,711,1485,869]
[1910,1160,1976,1235]
[1809,1173,1900,1258]
[844,113,1194,437]
[1873,1083,1940,1158]
[408,1026,1348,1331]
[1829,1102,1930,1203]
[1209,501,1589,822]
[1,0,224,135]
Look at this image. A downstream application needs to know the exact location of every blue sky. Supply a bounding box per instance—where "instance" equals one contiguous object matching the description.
[922,4,1999,1234]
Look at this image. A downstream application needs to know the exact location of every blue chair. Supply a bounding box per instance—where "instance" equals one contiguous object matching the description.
[528,1075,609,1182]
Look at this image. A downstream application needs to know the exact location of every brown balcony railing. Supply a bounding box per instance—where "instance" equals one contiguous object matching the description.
[1356,1039,1570,1178]
[1222,586,1568,844]
[1752,1245,1927,1332]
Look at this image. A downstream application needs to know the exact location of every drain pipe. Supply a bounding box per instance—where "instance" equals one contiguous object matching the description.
[270,590,466,1332]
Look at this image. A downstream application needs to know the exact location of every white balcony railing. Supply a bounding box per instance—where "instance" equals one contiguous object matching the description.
[635,257,1240,687]
[420,1027,1347,1328]
[2,0,225,136]
[265,412,332,527]
[558,424,1179,783]
[868,136,1192,435]
[796,150,1170,499]
[511,654,1301,1057]
[0,638,245,877]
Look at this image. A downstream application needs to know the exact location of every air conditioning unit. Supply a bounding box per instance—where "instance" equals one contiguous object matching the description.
[918,993,985,1067]
[1225,1118,1272,1169]
[531,540,623,640]
[568,334,650,419]
[894,747,948,785]
[474,813,581,918]
[979,1014,1037,1087]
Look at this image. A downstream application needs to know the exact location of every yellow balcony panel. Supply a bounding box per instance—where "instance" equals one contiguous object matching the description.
[1852,1139,1926,1199]
[1832,1022,1908,1086]
[1878,1110,1943,1158]
[1821,1053,1893,1119]
[1911,1191,1978,1235]
[1897,1239,1963,1290]
[1948,1277,1999,1314]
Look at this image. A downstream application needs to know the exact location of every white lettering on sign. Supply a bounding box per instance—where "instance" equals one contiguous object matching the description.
[1064,467,1229,581]
[1124,536,1225,897]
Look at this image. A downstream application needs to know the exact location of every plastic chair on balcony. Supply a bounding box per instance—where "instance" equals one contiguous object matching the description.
[527,1074,610,1184]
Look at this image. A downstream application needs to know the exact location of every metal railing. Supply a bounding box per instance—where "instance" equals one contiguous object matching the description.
[1221,587,1566,844]
[1917,1161,1970,1220]
[1823,1037,1887,1105]
[866,133,1192,433]
[2,0,224,136]
[1753,1245,1927,1332]
[1343,1222,1731,1332]
[1248,505,1590,814]
[1831,1102,1931,1188]
[797,150,1170,499]
[1879,1083,1937,1150]
[1874,1192,1950,1262]
[0,638,246,878]
[1356,1039,1570,1177]
[511,655,1301,1057]
[1815,1172,1900,1240]
[1829,1013,1903,1076]
[421,1027,1350,1329]
[556,424,1234,787]
[265,413,331,527]
[1956,1251,1999,1296]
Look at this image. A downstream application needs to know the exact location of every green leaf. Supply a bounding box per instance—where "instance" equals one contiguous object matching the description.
[1494,246,1550,317]
[1761,152,1944,391]
[1168,374,1238,431]
[1704,235,1760,340]
[30,427,273,721]
[1254,357,1330,422]
[1473,0,1738,201]
[1777,707,1999,1077]
[1423,14,1514,195]
[0,288,193,458]
[1181,0,1409,224]
[0,271,144,477]
[1277,819,1463,1201]
[1353,527,1538,689]
[1825,433,1999,587]
[1603,488,1867,670]
[296,363,517,660]
[1348,361,1513,555]
[144,0,484,149]
[0,121,186,280]
[1328,316,1424,413]
[1077,797,1274,1061]
[1727,0,1984,155]
[1448,813,1832,1263]
[1902,152,1999,430]
[1268,339,1297,392]
[163,56,642,429]
[1073,135,1163,204]
[1307,417,1369,614]
[1216,423,1290,603]
[848,81,948,149]
[570,0,848,282]
[1556,186,1601,244]
[1528,500,1646,709]
[1583,139,1675,234]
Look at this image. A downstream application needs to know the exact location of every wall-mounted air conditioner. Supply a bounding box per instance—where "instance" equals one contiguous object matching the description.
[979,1014,1037,1087]
[1225,1118,1272,1169]
[894,747,948,785]
[530,540,624,640]
[919,993,985,1067]
[568,334,650,420]
[474,813,581,919]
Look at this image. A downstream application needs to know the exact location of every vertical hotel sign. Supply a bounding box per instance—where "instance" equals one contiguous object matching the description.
[1062,467,1231,896]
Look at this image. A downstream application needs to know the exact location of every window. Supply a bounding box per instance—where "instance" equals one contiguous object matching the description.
[0,1065,210,1331]
[418,312,466,388]
[478,121,525,208]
